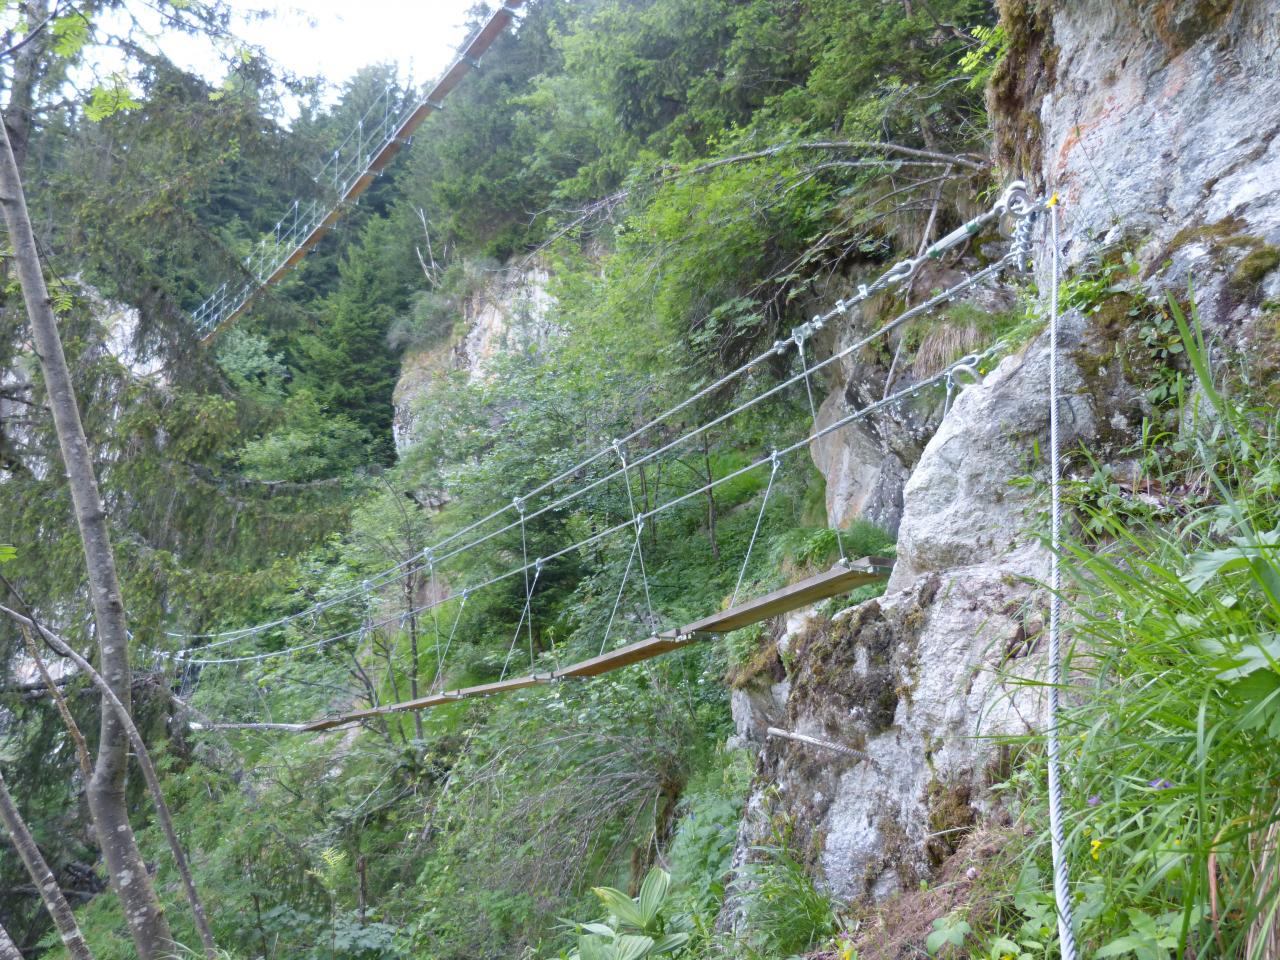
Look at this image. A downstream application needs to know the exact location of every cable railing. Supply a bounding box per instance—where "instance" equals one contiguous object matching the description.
[190,0,527,340]
[164,182,1041,661]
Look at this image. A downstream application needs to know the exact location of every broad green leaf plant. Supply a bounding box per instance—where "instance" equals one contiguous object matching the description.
[565,868,692,960]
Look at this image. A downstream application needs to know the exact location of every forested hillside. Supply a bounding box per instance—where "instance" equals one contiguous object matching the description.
[2,1,1279,959]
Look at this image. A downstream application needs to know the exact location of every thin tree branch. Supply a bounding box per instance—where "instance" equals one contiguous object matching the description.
[0,592,218,958]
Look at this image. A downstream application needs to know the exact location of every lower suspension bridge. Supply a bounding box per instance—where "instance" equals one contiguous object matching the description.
[158,181,1050,735]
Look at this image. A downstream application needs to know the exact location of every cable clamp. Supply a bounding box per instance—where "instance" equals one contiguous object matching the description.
[512,496,525,516]
[534,557,545,573]
[773,339,788,356]
[769,448,782,471]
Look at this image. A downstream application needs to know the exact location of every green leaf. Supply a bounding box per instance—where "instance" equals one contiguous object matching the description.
[649,932,689,955]
[592,886,648,930]
[1198,634,1280,681]
[51,15,89,58]
[612,934,656,960]
[636,867,670,927]
[85,74,142,121]
[1096,936,1146,957]
[0,544,14,564]
[925,917,970,954]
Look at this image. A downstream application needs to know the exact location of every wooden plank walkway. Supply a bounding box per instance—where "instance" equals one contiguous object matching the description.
[301,557,891,732]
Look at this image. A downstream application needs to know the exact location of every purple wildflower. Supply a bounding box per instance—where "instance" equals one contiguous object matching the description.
[1088,795,1102,807]
[1149,778,1174,790]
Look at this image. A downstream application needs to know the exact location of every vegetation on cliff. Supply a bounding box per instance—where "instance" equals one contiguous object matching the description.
[1,1,1276,959]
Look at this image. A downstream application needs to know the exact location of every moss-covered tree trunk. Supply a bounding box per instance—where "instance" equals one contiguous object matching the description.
[0,771,95,960]
[0,111,174,959]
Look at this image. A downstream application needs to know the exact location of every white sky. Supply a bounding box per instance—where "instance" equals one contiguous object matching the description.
[110,0,485,111]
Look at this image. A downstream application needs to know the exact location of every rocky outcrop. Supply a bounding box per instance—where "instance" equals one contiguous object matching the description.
[808,264,1018,535]
[890,310,1096,591]
[725,0,1280,913]
[393,265,555,453]
[1042,0,1279,273]
[724,319,1074,911]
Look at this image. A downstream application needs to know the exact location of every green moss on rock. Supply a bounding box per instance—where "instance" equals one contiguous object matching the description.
[925,779,977,867]
[1230,245,1280,296]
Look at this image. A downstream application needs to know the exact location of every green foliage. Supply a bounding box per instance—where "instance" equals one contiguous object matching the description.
[84,74,143,121]
[236,390,371,482]
[0,1,996,957]
[926,914,972,955]
[970,297,1280,960]
[958,25,1010,90]
[566,868,692,960]
[741,816,840,956]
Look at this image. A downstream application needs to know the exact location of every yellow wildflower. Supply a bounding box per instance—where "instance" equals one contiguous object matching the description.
[1091,838,1104,860]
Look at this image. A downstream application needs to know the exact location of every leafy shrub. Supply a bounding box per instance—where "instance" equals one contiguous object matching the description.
[741,818,839,956]
[559,867,693,960]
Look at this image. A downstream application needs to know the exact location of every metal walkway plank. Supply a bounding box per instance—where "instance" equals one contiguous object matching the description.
[680,558,892,635]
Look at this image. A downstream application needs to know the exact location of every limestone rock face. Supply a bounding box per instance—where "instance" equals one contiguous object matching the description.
[392,265,555,454]
[889,309,1095,591]
[1043,0,1280,274]
[459,267,555,384]
[722,567,1047,912]
[723,0,1280,914]
[808,265,1017,536]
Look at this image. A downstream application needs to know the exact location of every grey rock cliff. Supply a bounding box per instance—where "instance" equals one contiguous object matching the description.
[723,0,1280,915]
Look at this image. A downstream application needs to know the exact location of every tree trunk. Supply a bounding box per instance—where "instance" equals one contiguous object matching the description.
[3,0,48,172]
[0,771,96,960]
[1,601,218,958]
[0,112,174,959]
[406,575,424,741]
[0,917,25,960]
[702,436,719,560]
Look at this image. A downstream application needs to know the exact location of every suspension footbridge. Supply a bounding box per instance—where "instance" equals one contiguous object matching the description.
[164,182,1049,735]
[190,0,526,341]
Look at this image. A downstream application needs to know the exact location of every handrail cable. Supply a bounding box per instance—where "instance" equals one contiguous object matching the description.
[168,184,1031,649]
[163,335,1007,667]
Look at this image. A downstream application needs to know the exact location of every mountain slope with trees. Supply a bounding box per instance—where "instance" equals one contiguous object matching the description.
[2,1,1279,959]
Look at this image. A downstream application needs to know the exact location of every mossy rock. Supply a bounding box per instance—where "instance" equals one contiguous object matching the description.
[990,0,1057,186]
[925,779,977,867]
[1146,0,1237,53]
[1230,245,1280,296]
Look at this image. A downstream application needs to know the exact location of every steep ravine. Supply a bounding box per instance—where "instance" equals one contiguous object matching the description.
[386,0,1280,942]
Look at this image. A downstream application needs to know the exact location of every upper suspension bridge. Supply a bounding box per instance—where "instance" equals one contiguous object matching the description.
[189,0,526,342]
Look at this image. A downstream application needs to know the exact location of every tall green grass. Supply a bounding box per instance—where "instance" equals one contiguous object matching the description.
[977,298,1280,960]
